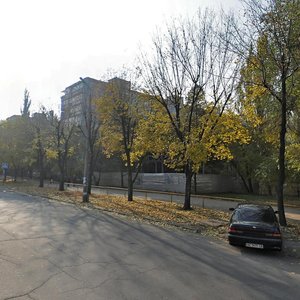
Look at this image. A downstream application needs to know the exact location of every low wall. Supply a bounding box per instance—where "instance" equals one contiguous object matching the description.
[97,172,245,194]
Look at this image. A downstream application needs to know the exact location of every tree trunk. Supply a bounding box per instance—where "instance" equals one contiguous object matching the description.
[247,178,254,194]
[127,166,133,202]
[88,167,93,195]
[3,169,7,182]
[240,176,250,193]
[183,162,193,210]
[39,175,44,188]
[277,80,287,226]
[87,151,94,195]
[59,180,64,191]
[39,151,44,188]
[230,161,250,193]
[59,168,65,191]
[246,164,253,193]
[120,163,124,188]
[28,168,33,179]
[13,168,17,182]
[39,172,44,188]
[267,184,272,196]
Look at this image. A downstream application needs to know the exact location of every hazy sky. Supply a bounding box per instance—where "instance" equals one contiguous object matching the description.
[0,0,241,120]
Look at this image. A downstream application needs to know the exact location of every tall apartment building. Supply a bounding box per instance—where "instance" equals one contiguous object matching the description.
[60,76,172,175]
[61,76,131,125]
[61,77,102,125]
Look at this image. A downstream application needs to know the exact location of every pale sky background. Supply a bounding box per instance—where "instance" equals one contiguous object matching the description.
[0,0,242,120]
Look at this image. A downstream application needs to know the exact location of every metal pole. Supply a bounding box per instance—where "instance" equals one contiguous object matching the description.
[80,77,91,203]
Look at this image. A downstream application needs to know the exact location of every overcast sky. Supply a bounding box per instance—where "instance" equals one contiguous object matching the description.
[0,0,242,120]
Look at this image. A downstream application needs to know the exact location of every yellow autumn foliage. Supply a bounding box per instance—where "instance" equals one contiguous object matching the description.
[138,99,250,172]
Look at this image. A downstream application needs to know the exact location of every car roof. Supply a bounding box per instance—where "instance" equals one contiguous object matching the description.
[235,203,273,210]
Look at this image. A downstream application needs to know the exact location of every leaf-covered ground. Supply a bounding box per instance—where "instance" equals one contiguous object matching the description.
[3,181,229,238]
[2,180,300,243]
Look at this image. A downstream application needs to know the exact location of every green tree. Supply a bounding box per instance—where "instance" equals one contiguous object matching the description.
[229,0,300,225]
[31,108,54,188]
[232,54,279,194]
[0,116,34,181]
[21,89,31,117]
[286,96,300,184]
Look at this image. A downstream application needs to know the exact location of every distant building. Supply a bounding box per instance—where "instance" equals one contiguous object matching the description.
[61,76,132,125]
[61,77,104,125]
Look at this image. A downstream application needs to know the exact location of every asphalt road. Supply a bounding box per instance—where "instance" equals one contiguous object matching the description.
[0,188,300,300]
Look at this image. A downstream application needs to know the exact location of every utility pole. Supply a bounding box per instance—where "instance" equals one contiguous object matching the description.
[80,77,91,203]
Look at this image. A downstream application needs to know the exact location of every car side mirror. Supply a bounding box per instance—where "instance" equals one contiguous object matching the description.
[229,208,234,211]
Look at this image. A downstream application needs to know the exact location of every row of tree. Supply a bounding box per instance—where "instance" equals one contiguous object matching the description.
[98,1,300,226]
[1,0,300,226]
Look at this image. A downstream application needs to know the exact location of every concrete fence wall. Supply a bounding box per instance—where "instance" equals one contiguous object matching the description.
[97,172,245,194]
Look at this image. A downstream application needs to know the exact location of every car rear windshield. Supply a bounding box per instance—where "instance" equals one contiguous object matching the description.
[232,207,275,223]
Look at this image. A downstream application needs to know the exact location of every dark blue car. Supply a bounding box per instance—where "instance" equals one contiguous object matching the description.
[228,203,282,251]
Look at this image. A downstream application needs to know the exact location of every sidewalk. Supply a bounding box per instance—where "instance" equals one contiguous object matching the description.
[65,183,300,223]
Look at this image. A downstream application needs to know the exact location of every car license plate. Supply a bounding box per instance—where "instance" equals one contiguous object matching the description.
[245,243,264,249]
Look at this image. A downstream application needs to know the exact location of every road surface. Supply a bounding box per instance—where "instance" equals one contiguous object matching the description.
[0,187,300,299]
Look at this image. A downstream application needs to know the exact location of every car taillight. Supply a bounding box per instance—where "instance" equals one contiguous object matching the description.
[272,232,281,238]
[228,226,243,233]
[228,227,237,233]
[265,230,281,238]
